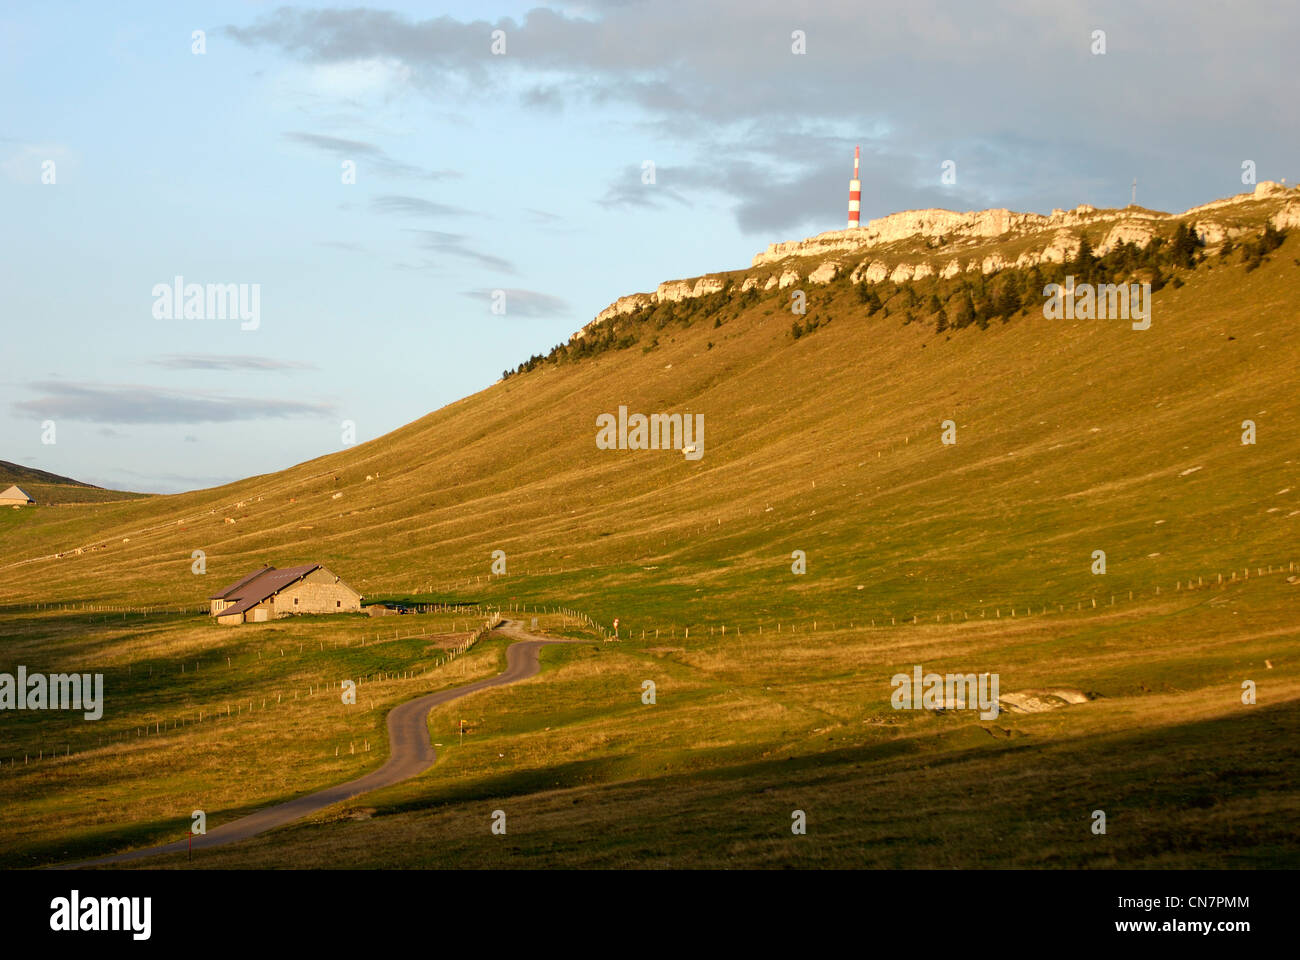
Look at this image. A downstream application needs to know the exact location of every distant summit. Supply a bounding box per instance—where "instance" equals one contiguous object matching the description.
[0,460,147,505]
[584,181,1300,335]
[0,460,100,490]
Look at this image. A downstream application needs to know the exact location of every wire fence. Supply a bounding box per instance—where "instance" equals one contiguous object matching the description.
[4,557,1295,767]
[0,615,505,771]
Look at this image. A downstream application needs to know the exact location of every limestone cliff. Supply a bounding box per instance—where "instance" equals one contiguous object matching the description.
[578,181,1297,338]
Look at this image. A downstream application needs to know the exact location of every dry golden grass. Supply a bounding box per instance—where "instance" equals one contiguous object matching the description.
[2,214,1298,868]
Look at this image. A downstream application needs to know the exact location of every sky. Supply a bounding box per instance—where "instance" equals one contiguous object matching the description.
[2,0,1297,493]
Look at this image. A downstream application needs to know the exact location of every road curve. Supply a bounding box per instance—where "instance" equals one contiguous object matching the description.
[64,619,578,868]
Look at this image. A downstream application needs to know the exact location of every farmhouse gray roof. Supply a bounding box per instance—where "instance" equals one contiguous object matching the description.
[209,565,275,600]
[0,485,33,502]
[212,563,323,618]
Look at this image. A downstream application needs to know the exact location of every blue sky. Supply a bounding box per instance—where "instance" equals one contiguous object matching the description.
[2,1,1296,492]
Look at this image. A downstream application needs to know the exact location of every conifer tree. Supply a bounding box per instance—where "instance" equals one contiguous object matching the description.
[951,291,975,328]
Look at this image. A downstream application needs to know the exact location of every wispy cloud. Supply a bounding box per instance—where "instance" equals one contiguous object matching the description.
[403,229,515,273]
[460,288,572,318]
[283,131,459,181]
[14,382,335,425]
[372,193,471,218]
[525,208,565,225]
[521,85,564,110]
[598,163,692,210]
[147,354,317,372]
[233,3,1300,228]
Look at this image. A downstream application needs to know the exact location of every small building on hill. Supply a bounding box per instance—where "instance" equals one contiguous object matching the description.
[209,563,362,625]
[0,485,35,506]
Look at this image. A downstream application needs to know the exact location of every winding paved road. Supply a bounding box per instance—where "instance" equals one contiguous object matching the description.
[65,619,577,867]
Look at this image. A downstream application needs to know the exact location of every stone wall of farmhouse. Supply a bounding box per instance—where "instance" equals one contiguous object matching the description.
[270,568,362,616]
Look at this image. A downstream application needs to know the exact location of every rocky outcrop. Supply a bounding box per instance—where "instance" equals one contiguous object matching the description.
[1184,180,1291,216]
[1039,231,1081,264]
[656,280,695,303]
[586,277,728,331]
[808,261,841,284]
[1272,202,1300,231]
[1096,219,1157,255]
[577,182,1298,339]
[592,292,654,325]
[753,207,1021,267]
[981,253,1009,274]
[748,203,1125,269]
[1193,220,1229,245]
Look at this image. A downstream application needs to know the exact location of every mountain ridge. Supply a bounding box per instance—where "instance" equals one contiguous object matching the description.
[0,460,100,489]
[584,180,1300,335]
[1,188,1296,622]
[0,460,150,505]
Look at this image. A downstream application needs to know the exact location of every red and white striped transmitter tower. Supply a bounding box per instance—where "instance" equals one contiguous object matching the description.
[847,145,861,229]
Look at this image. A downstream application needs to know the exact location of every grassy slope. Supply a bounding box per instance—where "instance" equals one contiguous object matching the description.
[2,235,1297,626]
[0,607,520,867]
[0,460,149,506]
[128,578,1300,870]
[1,210,1298,868]
[0,460,89,486]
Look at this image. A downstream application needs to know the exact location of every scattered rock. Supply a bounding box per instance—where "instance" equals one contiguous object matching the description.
[999,689,1094,713]
[808,261,841,284]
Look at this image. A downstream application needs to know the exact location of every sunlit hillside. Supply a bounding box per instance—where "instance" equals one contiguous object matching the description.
[2,186,1298,869]
[3,188,1298,634]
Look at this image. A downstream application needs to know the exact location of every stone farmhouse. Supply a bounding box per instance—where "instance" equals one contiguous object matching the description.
[0,485,35,506]
[209,563,363,625]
